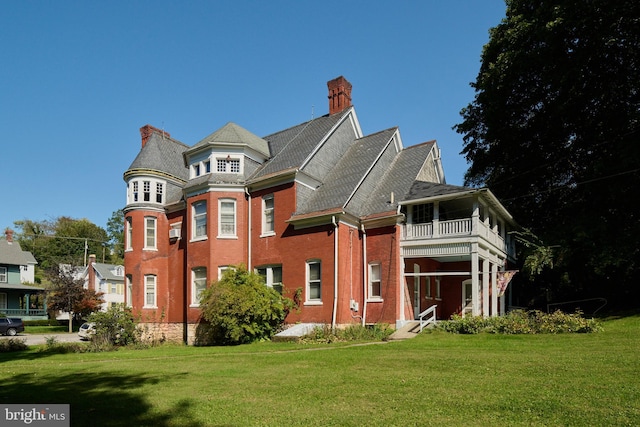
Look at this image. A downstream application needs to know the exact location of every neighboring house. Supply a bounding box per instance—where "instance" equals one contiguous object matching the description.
[0,229,46,320]
[123,76,517,344]
[82,254,125,310]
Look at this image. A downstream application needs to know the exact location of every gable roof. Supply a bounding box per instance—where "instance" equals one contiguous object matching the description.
[252,109,352,180]
[0,239,30,266]
[298,128,398,216]
[91,263,125,282]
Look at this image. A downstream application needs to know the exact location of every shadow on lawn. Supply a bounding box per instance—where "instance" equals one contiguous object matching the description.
[0,371,205,427]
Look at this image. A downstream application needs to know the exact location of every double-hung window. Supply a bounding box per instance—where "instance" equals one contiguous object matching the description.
[132,182,139,202]
[156,183,163,203]
[262,195,274,236]
[218,199,236,237]
[368,263,382,300]
[306,261,321,303]
[144,275,157,308]
[256,266,282,294]
[0,267,6,283]
[193,201,207,239]
[191,267,207,306]
[143,181,151,202]
[144,217,156,249]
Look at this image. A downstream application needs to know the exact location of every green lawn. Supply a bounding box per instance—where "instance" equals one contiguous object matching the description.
[1,314,639,426]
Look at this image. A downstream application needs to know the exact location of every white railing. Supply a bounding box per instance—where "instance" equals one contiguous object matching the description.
[439,218,471,235]
[418,304,437,332]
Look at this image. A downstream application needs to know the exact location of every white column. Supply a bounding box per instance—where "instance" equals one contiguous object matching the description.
[491,262,498,316]
[482,258,490,318]
[471,244,480,316]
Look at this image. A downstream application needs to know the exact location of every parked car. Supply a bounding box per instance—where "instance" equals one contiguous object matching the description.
[0,317,25,336]
[78,322,96,340]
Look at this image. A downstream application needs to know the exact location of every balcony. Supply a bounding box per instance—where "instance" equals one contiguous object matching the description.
[402,217,515,258]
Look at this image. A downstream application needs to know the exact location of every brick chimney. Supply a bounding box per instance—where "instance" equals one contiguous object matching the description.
[327,76,352,115]
[140,124,170,148]
[4,229,13,244]
[88,254,96,291]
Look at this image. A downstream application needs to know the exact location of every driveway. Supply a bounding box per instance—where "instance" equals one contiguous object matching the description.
[0,333,83,346]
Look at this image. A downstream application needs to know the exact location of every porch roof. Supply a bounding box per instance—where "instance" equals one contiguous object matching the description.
[0,283,45,292]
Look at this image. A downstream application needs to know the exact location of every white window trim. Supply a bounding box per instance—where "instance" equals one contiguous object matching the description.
[215,156,243,174]
[0,267,7,283]
[192,201,208,241]
[127,178,167,205]
[218,198,237,239]
[256,265,283,293]
[144,216,157,250]
[367,262,383,302]
[190,267,207,307]
[436,276,442,301]
[143,275,157,308]
[125,217,133,251]
[304,260,322,305]
[261,194,275,237]
[125,275,132,308]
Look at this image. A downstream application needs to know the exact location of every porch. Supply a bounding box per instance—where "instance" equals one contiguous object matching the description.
[0,308,47,321]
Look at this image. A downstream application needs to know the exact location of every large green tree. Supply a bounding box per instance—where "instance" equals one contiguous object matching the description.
[106,209,125,264]
[455,0,640,306]
[15,217,111,271]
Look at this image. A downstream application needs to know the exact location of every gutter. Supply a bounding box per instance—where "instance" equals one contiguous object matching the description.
[245,188,252,270]
[361,224,367,326]
[331,215,338,330]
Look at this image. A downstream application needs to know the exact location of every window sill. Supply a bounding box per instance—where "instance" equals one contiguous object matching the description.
[260,232,276,238]
[217,235,238,240]
[366,298,383,303]
[142,306,157,309]
[303,301,323,306]
[143,248,158,251]
[190,237,208,243]
[189,304,200,308]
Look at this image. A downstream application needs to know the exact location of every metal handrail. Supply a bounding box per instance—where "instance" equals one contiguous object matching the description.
[418,304,437,332]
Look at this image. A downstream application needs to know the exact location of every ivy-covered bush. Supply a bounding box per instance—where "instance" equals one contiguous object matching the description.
[199,265,293,345]
[437,310,601,334]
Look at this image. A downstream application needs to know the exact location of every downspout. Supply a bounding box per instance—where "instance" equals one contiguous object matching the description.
[361,224,367,326]
[245,188,252,270]
[331,215,338,330]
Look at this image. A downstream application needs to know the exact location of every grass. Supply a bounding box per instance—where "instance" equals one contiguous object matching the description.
[1,314,638,426]
[24,325,75,334]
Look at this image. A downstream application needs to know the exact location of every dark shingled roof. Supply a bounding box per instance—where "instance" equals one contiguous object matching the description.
[126,131,190,181]
[299,128,397,215]
[252,109,351,180]
[404,180,471,201]
[359,141,438,216]
[191,122,269,157]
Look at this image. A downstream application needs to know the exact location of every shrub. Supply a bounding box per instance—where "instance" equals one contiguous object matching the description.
[437,310,602,334]
[88,304,139,346]
[299,324,393,344]
[0,338,28,352]
[199,265,291,345]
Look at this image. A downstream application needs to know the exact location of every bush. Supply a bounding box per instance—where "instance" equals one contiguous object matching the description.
[88,304,139,346]
[437,310,602,334]
[299,324,393,344]
[199,265,291,345]
[0,338,28,352]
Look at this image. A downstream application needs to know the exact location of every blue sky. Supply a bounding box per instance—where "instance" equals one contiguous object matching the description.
[0,0,506,232]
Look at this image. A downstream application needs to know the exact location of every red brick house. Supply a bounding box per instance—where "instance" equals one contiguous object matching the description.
[123,76,517,343]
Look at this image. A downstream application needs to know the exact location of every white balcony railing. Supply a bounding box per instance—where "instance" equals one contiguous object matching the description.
[403,217,511,255]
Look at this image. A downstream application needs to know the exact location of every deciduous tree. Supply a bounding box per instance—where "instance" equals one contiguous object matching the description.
[455,0,640,306]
